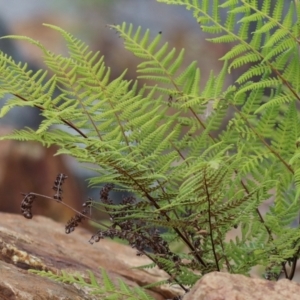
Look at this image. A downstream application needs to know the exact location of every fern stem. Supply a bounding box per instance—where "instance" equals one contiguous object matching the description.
[190,1,300,103]
[77,99,103,141]
[232,105,294,174]
[217,228,232,273]
[203,169,220,271]
[189,107,216,141]
[287,245,300,280]
[145,254,189,292]
[238,168,289,278]
[241,0,298,44]
[24,192,110,229]
[142,189,207,268]
[13,93,89,139]
[50,55,104,141]
[288,256,298,280]
[270,68,300,103]
[105,160,206,267]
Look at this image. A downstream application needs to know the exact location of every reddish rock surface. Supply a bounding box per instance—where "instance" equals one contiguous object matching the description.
[2,212,300,299]
[0,212,182,300]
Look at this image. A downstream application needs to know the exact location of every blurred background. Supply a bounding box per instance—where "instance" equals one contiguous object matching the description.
[0,0,230,222]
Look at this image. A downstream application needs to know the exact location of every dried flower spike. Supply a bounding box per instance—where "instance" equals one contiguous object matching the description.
[21,193,36,219]
[65,199,92,234]
[53,173,68,201]
[100,183,114,203]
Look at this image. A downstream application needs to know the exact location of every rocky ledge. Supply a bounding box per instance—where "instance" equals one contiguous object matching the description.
[0,212,180,300]
[1,212,300,300]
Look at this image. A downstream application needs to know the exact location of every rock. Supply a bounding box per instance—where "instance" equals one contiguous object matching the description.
[0,212,183,300]
[184,271,300,300]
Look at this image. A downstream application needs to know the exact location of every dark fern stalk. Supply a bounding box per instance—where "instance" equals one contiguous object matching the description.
[203,169,219,272]
[20,175,188,295]
[20,174,109,231]
[89,184,189,292]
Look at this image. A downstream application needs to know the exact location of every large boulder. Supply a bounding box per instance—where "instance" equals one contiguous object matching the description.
[185,271,300,300]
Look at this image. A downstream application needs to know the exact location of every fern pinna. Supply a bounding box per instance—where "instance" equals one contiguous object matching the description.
[29,268,155,300]
[1,0,300,292]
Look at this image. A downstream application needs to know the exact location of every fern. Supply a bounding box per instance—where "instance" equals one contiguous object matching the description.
[1,0,300,297]
[29,268,155,300]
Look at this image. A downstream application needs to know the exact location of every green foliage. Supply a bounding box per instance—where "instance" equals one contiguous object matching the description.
[29,268,154,300]
[1,0,300,296]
